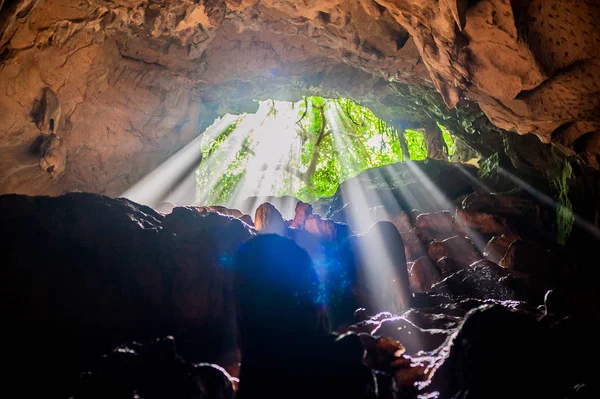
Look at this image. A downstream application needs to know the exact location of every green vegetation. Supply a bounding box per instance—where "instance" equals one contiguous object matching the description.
[196,97,455,205]
[551,158,575,245]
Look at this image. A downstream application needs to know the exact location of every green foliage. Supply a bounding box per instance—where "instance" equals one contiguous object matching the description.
[438,124,455,157]
[405,129,427,161]
[478,153,500,179]
[196,96,457,205]
[196,118,248,205]
[551,158,574,245]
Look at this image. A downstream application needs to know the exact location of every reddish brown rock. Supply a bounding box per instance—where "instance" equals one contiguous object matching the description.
[198,205,254,226]
[413,211,457,241]
[402,309,462,330]
[498,239,559,278]
[461,192,540,218]
[353,221,411,313]
[409,256,443,293]
[0,0,599,199]
[483,233,519,264]
[372,316,450,355]
[289,201,313,229]
[39,133,67,175]
[304,214,337,240]
[400,228,428,262]
[428,235,482,265]
[455,209,507,236]
[254,202,287,235]
[0,193,255,397]
[437,256,469,275]
[392,212,413,233]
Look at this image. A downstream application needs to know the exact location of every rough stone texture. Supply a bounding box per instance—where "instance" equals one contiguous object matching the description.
[0,192,253,396]
[483,233,519,264]
[428,235,482,265]
[73,336,237,399]
[327,159,477,232]
[1,0,598,197]
[254,201,287,235]
[455,209,507,236]
[425,304,597,399]
[409,256,443,293]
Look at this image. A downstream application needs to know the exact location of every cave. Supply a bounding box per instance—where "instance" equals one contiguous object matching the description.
[1,1,599,398]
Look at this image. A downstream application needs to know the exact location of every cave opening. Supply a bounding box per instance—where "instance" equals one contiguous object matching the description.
[2,0,600,397]
[194,97,461,209]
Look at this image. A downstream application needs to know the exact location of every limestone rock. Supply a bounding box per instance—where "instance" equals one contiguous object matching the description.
[304,214,338,241]
[430,260,540,302]
[372,316,449,355]
[254,202,287,235]
[498,239,560,279]
[409,256,443,293]
[461,192,540,218]
[415,211,456,236]
[426,305,562,399]
[39,133,67,175]
[73,336,237,399]
[428,235,482,265]
[290,201,313,229]
[0,0,599,197]
[455,209,507,236]
[328,160,477,232]
[437,256,469,275]
[199,205,254,226]
[391,212,413,233]
[0,193,254,397]
[483,233,519,264]
[400,228,428,262]
[352,221,411,313]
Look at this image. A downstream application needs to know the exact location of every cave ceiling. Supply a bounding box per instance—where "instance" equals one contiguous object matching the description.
[0,0,598,196]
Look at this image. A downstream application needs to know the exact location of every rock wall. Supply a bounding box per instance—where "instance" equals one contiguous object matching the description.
[0,0,598,196]
[2,190,597,398]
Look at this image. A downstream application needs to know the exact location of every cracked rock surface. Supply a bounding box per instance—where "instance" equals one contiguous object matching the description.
[0,0,598,196]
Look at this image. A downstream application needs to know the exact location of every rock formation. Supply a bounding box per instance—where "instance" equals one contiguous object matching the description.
[0,0,598,197]
[0,1,599,397]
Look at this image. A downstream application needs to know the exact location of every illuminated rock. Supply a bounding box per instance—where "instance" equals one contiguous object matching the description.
[254,202,287,235]
[428,235,482,265]
[409,256,443,293]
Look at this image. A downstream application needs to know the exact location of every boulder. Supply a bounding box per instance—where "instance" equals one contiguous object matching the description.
[353,221,411,312]
[461,192,540,218]
[428,235,482,264]
[437,256,469,275]
[327,160,477,230]
[237,195,300,220]
[409,256,443,293]
[160,207,254,359]
[430,260,544,303]
[304,214,338,240]
[415,211,455,236]
[483,233,519,264]
[499,239,560,279]
[400,228,428,262]
[289,201,313,229]
[391,212,413,233]
[426,305,563,399]
[254,202,287,235]
[200,205,254,226]
[0,193,254,397]
[372,317,450,355]
[72,336,237,399]
[455,209,507,236]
